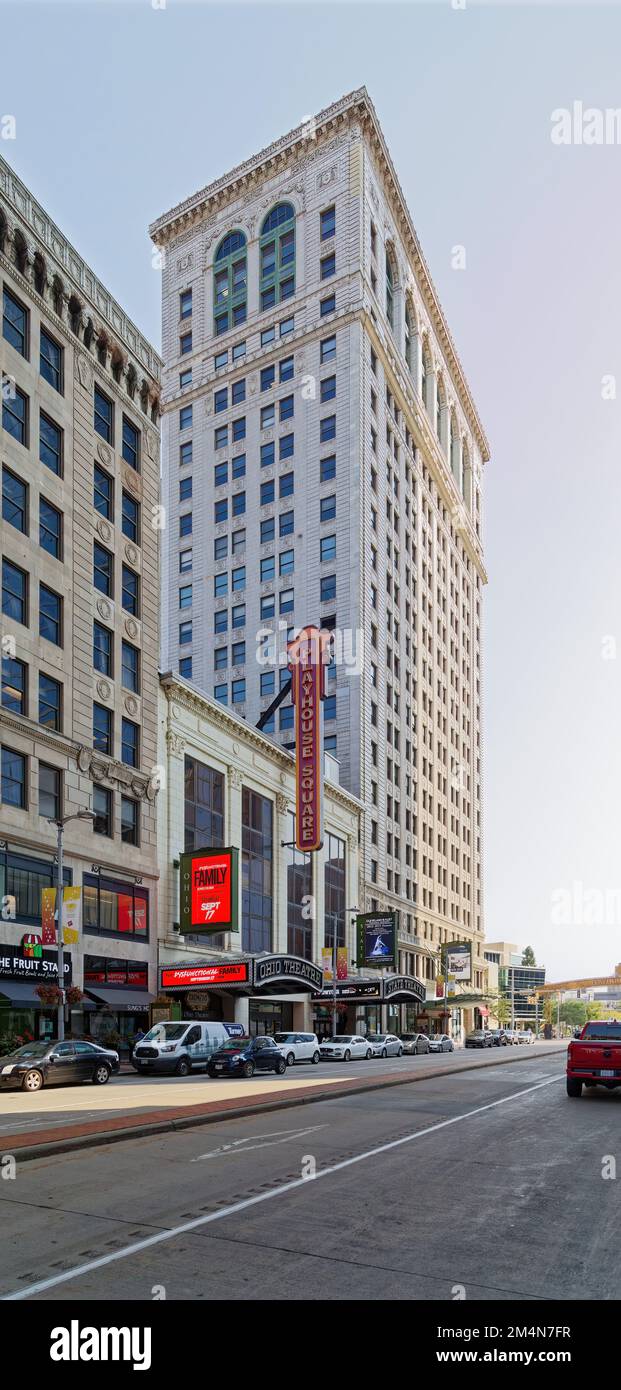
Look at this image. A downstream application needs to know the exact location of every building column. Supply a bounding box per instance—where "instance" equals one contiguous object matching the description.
[273,793,289,954]
[234,996,249,1031]
[227,766,243,950]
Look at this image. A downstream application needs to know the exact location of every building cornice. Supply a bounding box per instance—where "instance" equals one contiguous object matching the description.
[160,672,363,817]
[149,86,488,459]
[0,153,161,379]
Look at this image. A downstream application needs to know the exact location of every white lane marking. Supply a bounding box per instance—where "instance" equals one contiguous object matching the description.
[191,1124,327,1161]
[3,1073,563,1300]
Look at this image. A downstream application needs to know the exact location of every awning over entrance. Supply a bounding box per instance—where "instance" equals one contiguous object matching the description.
[383,975,426,1005]
[0,981,42,1005]
[86,988,154,1011]
[423,994,491,1012]
[253,955,323,995]
[160,955,325,997]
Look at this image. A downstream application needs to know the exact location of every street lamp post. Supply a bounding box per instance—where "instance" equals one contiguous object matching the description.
[50,812,95,1042]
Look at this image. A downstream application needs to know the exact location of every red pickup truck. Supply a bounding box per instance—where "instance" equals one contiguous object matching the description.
[566,1020,621,1096]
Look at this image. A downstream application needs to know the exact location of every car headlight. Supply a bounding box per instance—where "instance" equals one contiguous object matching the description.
[161,1045,176,1053]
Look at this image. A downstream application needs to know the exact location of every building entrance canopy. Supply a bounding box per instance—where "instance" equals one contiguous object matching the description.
[316,974,426,1005]
[160,954,324,997]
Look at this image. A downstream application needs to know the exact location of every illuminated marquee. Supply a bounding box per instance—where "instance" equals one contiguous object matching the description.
[288,625,330,853]
[179,847,239,934]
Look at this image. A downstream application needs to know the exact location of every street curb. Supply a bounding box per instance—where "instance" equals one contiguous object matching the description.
[3,1046,566,1164]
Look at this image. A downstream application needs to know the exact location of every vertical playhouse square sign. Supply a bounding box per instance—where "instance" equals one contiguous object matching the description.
[179,847,239,934]
[288,625,330,853]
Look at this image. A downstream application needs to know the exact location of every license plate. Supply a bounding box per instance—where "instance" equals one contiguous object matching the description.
[601,1069,615,1077]
[214,1063,224,1070]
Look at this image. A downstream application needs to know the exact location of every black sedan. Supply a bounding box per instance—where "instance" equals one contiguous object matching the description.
[0,1040,118,1092]
[207,1036,287,1079]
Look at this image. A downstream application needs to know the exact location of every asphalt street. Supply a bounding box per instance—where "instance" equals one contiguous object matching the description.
[0,1043,546,1139]
[0,1049,617,1302]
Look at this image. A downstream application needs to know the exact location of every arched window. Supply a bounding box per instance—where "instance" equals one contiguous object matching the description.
[405,301,414,374]
[33,252,47,298]
[13,230,28,276]
[260,203,295,313]
[386,250,395,330]
[213,229,247,336]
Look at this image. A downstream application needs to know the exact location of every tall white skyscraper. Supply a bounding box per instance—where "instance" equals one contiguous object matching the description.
[152,88,489,999]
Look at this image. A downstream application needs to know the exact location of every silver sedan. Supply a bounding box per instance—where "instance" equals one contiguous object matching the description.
[428,1034,455,1053]
[365,1033,404,1058]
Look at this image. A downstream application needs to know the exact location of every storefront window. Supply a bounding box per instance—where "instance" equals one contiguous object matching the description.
[286,811,312,959]
[324,832,346,949]
[83,874,149,939]
[84,955,148,988]
[242,787,273,953]
[184,755,224,852]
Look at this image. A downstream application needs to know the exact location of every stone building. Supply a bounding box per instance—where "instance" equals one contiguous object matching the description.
[151,87,489,1028]
[0,155,161,1048]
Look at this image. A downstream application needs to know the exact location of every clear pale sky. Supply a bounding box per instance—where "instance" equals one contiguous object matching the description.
[3,0,621,980]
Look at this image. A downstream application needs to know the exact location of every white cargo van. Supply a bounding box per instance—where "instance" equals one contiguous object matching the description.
[132,1020,244,1075]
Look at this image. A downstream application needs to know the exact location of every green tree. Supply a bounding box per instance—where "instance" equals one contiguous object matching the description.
[493,993,511,1026]
[559,1000,587,1029]
[522,946,537,967]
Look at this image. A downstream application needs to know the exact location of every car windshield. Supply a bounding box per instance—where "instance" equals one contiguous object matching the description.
[217,1040,248,1052]
[142,1023,187,1043]
[366,1035,384,1042]
[273,1034,296,1044]
[329,1036,352,1044]
[6,1043,50,1059]
[582,1023,621,1040]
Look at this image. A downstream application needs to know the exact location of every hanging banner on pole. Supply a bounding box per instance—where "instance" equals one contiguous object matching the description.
[288,625,330,853]
[41,887,82,945]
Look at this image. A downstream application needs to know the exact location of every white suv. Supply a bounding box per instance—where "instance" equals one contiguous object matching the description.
[273,1032,321,1066]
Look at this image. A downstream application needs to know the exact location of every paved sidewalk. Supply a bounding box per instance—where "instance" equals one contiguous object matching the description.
[0,1043,565,1162]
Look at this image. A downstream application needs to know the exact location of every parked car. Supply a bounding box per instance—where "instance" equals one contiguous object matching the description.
[502,1029,519,1045]
[132,1020,237,1075]
[520,1028,535,1044]
[400,1032,430,1055]
[207,1036,287,1079]
[465,1029,493,1049]
[273,1032,320,1066]
[365,1033,404,1058]
[488,1029,508,1046]
[567,1020,621,1096]
[428,1034,454,1053]
[319,1035,373,1061]
[0,1039,118,1092]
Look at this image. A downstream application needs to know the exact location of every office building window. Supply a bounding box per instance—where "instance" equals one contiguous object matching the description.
[180,289,192,319]
[260,202,295,311]
[286,811,313,960]
[180,440,192,465]
[242,787,273,954]
[2,466,27,533]
[232,603,245,628]
[320,494,336,521]
[93,702,112,755]
[279,472,294,497]
[320,335,336,363]
[39,584,62,644]
[1,747,26,808]
[320,534,336,562]
[94,463,113,520]
[179,584,192,609]
[320,415,336,442]
[320,574,336,603]
[122,416,140,471]
[180,331,192,355]
[121,796,139,846]
[179,548,193,573]
[94,385,113,443]
[40,329,63,392]
[232,678,245,704]
[179,620,192,646]
[1,656,26,715]
[2,559,27,626]
[122,641,139,693]
[3,287,28,355]
[3,383,28,445]
[94,542,113,596]
[179,657,192,679]
[320,253,336,281]
[122,566,139,616]
[214,230,247,334]
[39,673,61,730]
[122,491,140,543]
[320,455,336,482]
[39,763,61,820]
[121,718,139,768]
[184,755,224,852]
[279,588,294,614]
[39,412,62,474]
[320,205,336,241]
[320,375,336,403]
[324,832,346,948]
[93,622,112,676]
[39,498,62,559]
[179,405,192,431]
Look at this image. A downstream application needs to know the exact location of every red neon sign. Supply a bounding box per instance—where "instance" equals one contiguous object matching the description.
[190,851,232,928]
[161,962,250,989]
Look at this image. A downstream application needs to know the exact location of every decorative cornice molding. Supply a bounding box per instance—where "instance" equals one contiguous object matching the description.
[0,152,161,378]
[149,87,488,458]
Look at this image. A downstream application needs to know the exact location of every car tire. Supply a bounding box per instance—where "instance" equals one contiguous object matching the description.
[207,1067,216,1079]
[286,1052,295,1067]
[92,1064,111,1086]
[366,1049,373,1059]
[175,1057,191,1077]
[242,1062,254,1078]
[344,1050,351,1062]
[276,1059,286,1075]
[312,1051,320,1064]
[381,1048,388,1058]
[22,1068,43,1093]
[397,1048,403,1057]
[566,1078,582,1098]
